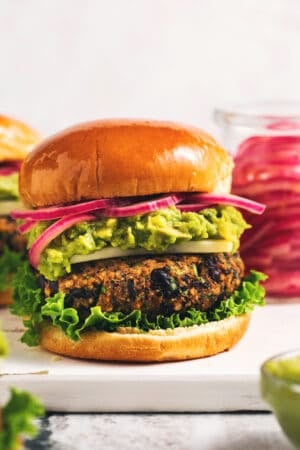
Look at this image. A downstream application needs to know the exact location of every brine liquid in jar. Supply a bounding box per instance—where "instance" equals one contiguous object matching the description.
[215,102,300,299]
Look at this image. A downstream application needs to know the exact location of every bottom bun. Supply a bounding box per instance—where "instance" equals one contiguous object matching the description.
[40,313,251,362]
[0,288,12,307]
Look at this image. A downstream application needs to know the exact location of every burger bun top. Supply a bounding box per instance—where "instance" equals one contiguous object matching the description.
[0,114,41,163]
[20,119,233,207]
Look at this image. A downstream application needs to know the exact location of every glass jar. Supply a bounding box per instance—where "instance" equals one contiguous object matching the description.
[214,101,300,299]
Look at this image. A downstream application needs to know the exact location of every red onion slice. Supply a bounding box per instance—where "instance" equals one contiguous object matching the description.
[29,213,95,269]
[263,270,300,296]
[184,193,265,214]
[12,198,111,221]
[105,194,184,218]
[267,119,300,130]
[247,191,300,208]
[0,168,18,176]
[176,203,207,212]
[234,179,300,195]
[240,221,274,252]
[0,161,22,176]
[18,219,38,234]
[232,134,300,297]
[236,136,300,163]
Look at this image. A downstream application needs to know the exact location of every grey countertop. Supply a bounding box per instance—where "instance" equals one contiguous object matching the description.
[25,413,294,450]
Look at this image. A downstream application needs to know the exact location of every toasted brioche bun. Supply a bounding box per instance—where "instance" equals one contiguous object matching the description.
[0,288,13,307]
[19,119,233,208]
[0,114,41,163]
[39,313,250,362]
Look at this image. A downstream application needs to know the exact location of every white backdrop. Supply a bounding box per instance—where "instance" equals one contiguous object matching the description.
[1,0,300,139]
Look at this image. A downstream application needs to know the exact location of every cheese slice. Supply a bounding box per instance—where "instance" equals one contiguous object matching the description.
[70,240,234,264]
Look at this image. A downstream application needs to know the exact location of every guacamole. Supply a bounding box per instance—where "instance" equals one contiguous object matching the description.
[0,173,19,200]
[26,206,250,280]
[261,354,300,448]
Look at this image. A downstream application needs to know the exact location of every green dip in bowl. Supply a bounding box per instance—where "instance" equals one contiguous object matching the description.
[261,350,300,449]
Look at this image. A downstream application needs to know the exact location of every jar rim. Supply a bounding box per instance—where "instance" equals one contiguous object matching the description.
[214,100,300,129]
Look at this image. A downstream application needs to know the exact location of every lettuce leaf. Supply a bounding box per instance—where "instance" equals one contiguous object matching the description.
[10,261,44,346]
[0,388,44,450]
[0,246,22,292]
[11,261,266,346]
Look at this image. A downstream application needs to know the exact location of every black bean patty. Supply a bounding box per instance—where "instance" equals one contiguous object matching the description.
[38,253,244,319]
[0,216,27,254]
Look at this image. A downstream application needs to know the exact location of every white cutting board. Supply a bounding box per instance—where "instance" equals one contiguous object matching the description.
[0,304,299,412]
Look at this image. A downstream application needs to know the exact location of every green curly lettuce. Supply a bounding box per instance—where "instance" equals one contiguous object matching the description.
[0,246,23,292]
[25,206,250,280]
[11,261,266,346]
[0,388,44,450]
[10,261,44,346]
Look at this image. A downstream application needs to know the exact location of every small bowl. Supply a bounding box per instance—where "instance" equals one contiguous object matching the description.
[261,350,300,448]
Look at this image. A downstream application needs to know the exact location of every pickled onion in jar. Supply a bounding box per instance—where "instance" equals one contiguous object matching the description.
[233,132,300,297]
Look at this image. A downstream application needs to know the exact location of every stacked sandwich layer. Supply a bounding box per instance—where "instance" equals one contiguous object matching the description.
[0,115,41,305]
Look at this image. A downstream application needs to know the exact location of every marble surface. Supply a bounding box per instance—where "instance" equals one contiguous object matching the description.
[3,305,300,412]
[25,413,294,450]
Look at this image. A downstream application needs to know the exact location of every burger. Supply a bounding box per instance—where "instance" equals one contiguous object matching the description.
[0,326,44,449]
[11,119,266,362]
[0,114,41,306]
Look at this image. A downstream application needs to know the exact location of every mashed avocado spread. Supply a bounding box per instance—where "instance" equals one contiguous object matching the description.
[0,173,19,199]
[26,206,249,281]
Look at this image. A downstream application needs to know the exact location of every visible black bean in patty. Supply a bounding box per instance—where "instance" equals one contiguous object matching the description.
[38,253,244,318]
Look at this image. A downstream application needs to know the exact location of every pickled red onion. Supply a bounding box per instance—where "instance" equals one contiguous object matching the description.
[233,134,300,296]
[234,179,300,195]
[12,198,110,220]
[267,119,300,130]
[12,191,264,223]
[105,194,184,217]
[0,161,22,176]
[18,220,38,234]
[264,270,300,296]
[29,214,95,268]
[183,193,265,214]
[235,136,300,164]
[176,203,206,212]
